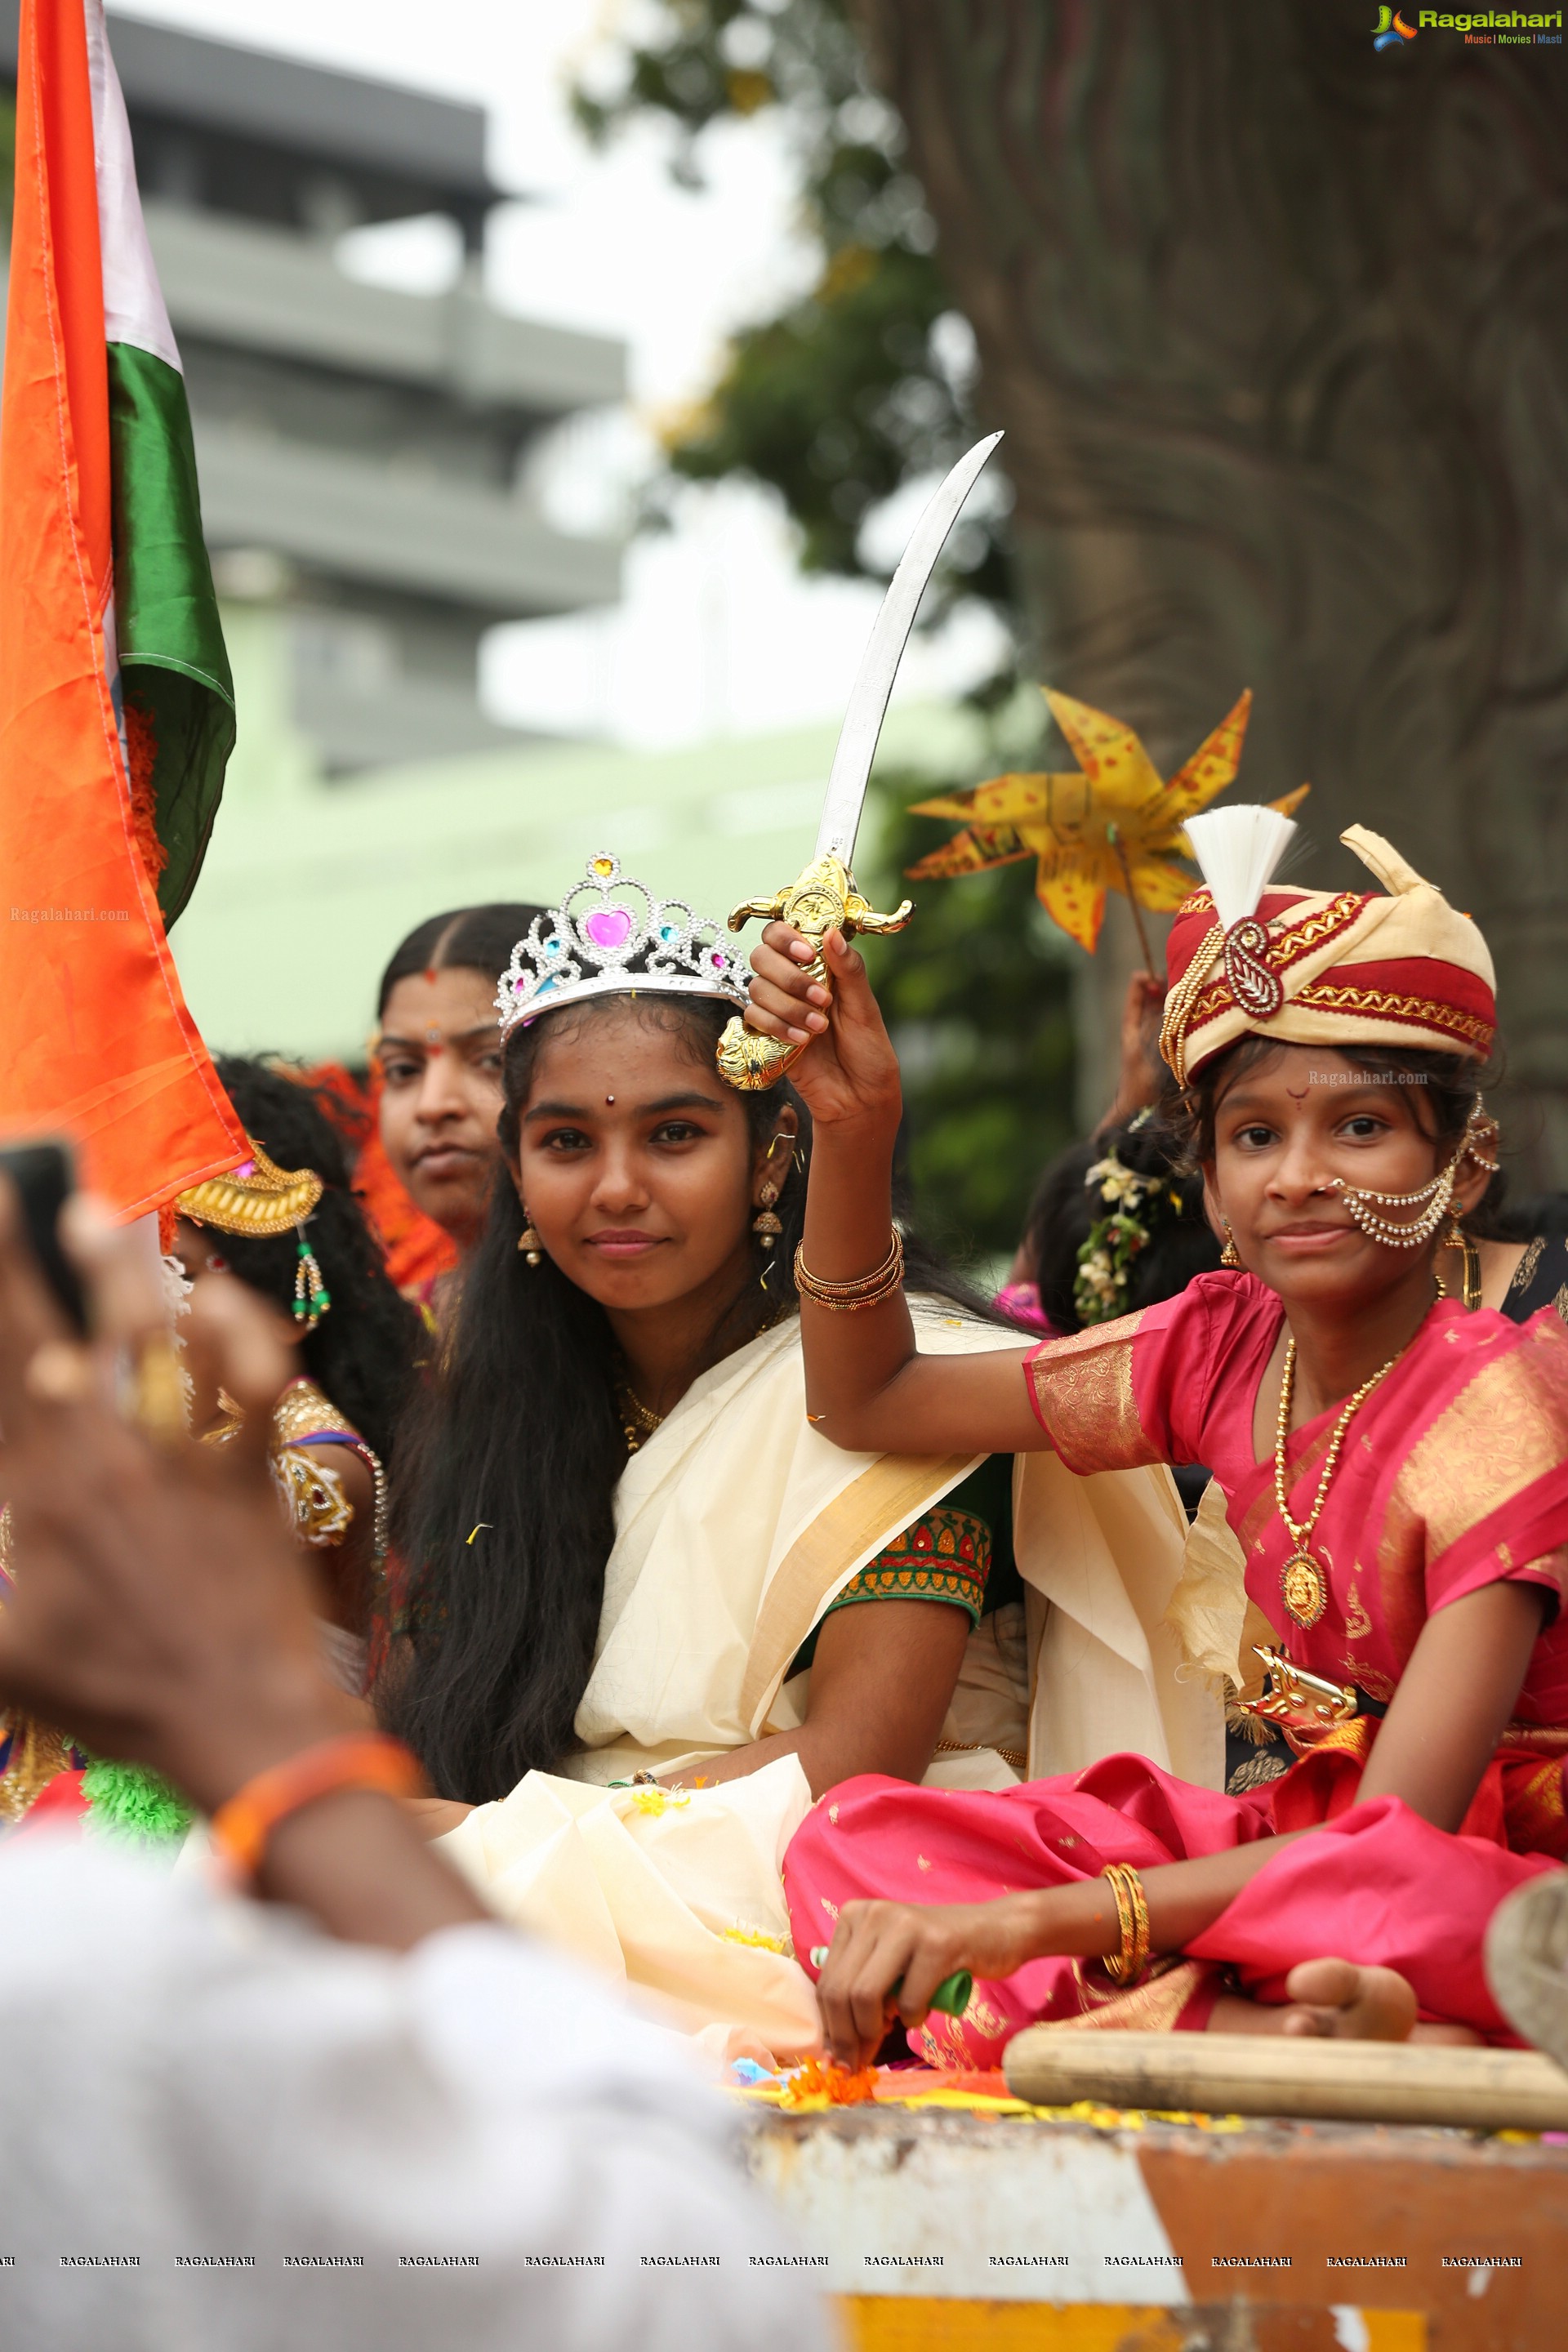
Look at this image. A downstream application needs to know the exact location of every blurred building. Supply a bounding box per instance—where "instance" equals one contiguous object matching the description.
[0,6,625,773]
[0,10,997,1074]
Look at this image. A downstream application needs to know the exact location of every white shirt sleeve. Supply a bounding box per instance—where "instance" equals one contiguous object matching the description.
[0,1839,831,2352]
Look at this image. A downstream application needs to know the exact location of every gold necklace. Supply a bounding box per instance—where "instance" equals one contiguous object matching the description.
[614,1369,664,1454]
[1273,1336,1406,1629]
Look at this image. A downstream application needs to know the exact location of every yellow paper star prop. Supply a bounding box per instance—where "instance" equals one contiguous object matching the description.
[906,687,1308,954]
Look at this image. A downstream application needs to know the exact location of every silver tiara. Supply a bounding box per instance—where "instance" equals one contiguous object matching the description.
[497,853,751,1036]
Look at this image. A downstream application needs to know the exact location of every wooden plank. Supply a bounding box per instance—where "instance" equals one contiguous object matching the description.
[1003,2029,1568,2130]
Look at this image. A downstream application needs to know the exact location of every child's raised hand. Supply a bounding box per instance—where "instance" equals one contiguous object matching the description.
[746,923,902,1131]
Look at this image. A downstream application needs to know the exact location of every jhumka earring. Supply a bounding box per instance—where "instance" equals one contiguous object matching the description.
[517,1213,544,1267]
[1220,1218,1241,1270]
[292,1228,332,1330]
[752,1181,783,1249]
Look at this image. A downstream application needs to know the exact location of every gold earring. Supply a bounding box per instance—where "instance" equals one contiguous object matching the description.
[518,1213,543,1267]
[1446,1214,1481,1312]
[292,1230,332,1329]
[752,1180,782,1249]
[1220,1218,1241,1270]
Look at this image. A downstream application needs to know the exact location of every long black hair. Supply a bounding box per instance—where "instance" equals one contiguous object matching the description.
[382,990,994,1802]
[1022,1095,1223,1335]
[376,904,546,1019]
[206,1057,425,1466]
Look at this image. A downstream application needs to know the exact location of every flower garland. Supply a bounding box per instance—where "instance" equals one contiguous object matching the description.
[1071,1114,1188,1327]
[81,1757,193,1847]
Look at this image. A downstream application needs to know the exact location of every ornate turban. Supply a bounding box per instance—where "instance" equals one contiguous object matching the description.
[1159,822,1495,1085]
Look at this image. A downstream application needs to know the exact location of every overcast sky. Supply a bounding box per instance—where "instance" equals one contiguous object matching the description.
[115,0,1005,748]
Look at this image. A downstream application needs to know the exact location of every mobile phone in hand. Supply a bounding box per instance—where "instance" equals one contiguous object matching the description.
[0,1140,88,1334]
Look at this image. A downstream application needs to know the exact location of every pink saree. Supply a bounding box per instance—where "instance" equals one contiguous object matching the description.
[784,1276,1568,2056]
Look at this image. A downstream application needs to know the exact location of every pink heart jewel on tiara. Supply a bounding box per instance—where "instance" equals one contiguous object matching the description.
[585,907,634,951]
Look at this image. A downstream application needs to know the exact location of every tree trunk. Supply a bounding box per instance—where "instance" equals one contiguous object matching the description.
[854,0,1568,1183]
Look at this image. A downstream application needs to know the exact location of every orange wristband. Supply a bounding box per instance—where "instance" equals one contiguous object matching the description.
[208,1732,426,1881]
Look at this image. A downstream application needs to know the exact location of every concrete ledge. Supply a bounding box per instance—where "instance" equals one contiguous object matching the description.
[735,2103,1568,2348]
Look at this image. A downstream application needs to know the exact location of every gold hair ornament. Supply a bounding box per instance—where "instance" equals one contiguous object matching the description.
[176,1143,323,1239]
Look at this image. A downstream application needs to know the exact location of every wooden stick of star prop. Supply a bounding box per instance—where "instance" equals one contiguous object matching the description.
[1106,822,1160,980]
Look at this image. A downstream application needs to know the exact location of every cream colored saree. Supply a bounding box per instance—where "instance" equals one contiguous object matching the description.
[440,1308,1221,2060]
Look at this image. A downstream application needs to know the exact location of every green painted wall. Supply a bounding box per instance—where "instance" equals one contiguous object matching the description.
[170,602,1004,1063]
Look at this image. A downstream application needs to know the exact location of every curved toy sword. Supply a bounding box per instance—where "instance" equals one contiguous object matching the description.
[716,430,1004,1091]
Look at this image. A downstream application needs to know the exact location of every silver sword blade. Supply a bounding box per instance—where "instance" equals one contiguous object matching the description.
[814,429,1004,866]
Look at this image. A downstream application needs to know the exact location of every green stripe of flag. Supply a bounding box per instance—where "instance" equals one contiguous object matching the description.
[107,339,234,926]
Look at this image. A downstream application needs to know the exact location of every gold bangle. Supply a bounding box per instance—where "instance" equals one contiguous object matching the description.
[1102,1862,1151,1984]
[792,1232,905,1312]
[795,1232,901,1296]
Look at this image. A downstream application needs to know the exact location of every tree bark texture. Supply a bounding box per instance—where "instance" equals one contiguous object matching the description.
[854,0,1568,1180]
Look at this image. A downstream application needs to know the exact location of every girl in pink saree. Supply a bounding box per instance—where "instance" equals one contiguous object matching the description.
[742,811,1568,2060]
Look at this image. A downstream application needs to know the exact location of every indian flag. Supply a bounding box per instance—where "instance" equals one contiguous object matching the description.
[0,0,244,1216]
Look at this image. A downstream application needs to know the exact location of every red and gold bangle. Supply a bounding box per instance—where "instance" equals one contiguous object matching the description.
[208,1731,426,1881]
[793,1230,905,1312]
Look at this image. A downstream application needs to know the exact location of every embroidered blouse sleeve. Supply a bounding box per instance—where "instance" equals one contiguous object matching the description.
[1023,1281,1220,1474]
[1409,1316,1568,1621]
[825,1499,992,1628]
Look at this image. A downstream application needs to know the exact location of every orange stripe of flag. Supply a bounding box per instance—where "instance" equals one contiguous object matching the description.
[0,0,244,1218]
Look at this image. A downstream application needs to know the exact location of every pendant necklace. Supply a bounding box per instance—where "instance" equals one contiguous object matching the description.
[614,1365,664,1455]
[1273,1336,1405,1629]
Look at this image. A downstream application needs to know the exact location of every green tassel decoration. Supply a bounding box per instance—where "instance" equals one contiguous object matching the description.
[80,1756,194,1849]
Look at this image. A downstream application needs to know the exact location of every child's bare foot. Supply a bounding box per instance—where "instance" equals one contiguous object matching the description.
[1279,1958,1419,2039]
[1209,1958,1419,2041]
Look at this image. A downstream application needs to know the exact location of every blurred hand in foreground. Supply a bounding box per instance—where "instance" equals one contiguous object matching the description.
[0,1179,484,1946]
[0,1180,352,1808]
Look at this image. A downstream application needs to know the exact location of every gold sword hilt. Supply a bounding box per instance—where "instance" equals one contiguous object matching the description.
[715,853,912,1093]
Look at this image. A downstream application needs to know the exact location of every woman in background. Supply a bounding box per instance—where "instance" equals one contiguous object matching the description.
[370,904,545,1316]
[176,1056,423,1690]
